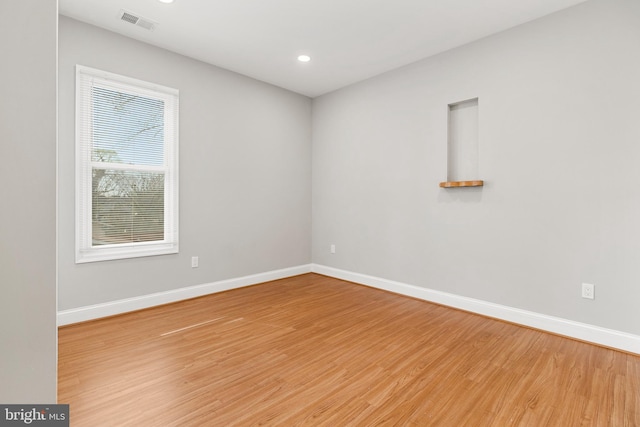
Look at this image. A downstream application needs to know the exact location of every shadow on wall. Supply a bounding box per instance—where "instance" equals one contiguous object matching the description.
[437,185,484,203]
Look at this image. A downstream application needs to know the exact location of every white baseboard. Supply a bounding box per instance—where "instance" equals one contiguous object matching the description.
[311,264,640,355]
[57,264,312,326]
[58,263,640,355]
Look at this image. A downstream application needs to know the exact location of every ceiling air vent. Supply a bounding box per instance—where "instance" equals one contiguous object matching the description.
[119,10,157,31]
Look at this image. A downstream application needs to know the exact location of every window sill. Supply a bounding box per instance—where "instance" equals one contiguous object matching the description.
[76,243,178,263]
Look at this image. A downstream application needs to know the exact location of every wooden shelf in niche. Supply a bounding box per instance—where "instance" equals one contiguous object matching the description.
[439,180,484,188]
[442,97,484,188]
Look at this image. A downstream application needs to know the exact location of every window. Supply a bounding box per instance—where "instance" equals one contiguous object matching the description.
[76,65,179,263]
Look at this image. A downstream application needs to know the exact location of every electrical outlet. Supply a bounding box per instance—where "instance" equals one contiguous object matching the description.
[191,256,199,268]
[581,283,594,299]
[330,244,336,254]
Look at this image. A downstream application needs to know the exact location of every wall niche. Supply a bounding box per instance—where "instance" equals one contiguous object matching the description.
[440,98,483,188]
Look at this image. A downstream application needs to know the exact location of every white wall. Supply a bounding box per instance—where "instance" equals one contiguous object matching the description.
[312,0,640,336]
[0,0,58,402]
[58,17,312,311]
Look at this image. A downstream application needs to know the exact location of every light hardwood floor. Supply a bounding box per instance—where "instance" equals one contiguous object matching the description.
[58,273,640,426]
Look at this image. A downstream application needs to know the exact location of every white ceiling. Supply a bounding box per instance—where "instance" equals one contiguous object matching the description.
[59,0,588,98]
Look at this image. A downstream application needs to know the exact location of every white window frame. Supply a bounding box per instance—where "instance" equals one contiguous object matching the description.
[75,65,179,263]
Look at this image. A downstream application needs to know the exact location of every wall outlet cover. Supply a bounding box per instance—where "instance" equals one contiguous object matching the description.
[581,283,594,299]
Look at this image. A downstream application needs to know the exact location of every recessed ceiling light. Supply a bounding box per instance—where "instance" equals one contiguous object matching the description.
[297,55,311,63]
[158,0,174,3]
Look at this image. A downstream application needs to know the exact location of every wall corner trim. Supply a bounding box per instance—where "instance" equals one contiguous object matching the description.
[57,264,312,326]
[310,264,640,355]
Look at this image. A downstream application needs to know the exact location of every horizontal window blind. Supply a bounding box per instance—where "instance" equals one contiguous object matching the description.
[76,65,179,263]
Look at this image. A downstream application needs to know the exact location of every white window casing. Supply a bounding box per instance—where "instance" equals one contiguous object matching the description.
[76,65,179,263]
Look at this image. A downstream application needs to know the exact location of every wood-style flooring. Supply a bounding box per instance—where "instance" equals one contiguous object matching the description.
[58,273,640,426]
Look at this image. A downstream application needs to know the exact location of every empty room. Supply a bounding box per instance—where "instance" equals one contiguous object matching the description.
[1,0,640,425]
